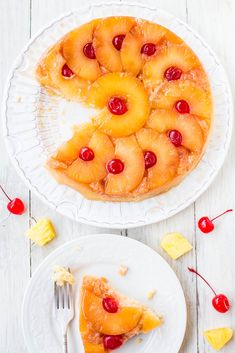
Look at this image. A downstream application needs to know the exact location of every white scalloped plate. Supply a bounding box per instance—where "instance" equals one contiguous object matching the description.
[22,234,187,353]
[2,2,233,229]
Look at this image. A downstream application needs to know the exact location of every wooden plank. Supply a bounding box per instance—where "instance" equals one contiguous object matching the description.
[0,1,30,352]
[187,0,235,351]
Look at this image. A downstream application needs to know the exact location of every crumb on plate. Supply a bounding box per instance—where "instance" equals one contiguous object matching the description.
[147,289,156,299]
[118,265,128,276]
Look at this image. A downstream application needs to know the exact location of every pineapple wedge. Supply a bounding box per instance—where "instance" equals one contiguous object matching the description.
[26,219,56,246]
[204,328,233,351]
[160,232,192,260]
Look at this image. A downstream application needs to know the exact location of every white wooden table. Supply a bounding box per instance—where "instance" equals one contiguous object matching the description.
[0,0,234,352]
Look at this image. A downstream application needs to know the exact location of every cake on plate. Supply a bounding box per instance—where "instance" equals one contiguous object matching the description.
[36,17,212,201]
[79,276,162,352]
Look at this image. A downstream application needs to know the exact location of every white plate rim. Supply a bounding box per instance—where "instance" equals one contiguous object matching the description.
[21,233,187,353]
[2,1,234,229]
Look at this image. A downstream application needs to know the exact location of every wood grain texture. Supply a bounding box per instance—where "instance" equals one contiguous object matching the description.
[0,0,234,352]
[0,1,30,353]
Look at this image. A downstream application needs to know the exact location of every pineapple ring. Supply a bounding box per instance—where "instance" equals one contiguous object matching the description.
[87,73,150,137]
[105,135,145,195]
[62,20,101,81]
[153,80,212,122]
[146,109,204,153]
[36,43,88,101]
[48,123,115,184]
[142,44,200,86]
[136,128,179,190]
[121,20,168,76]
[94,16,136,72]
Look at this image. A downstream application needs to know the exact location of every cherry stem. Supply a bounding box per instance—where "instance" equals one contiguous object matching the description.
[0,185,12,201]
[188,267,216,296]
[211,209,233,222]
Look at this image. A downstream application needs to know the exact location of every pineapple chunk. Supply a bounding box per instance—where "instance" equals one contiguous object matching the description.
[53,266,75,286]
[26,219,56,246]
[204,328,233,351]
[160,232,192,260]
[147,289,156,300]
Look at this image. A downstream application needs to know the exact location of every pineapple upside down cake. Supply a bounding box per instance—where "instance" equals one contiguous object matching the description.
[79,276,163,352]
[36,16,213,201]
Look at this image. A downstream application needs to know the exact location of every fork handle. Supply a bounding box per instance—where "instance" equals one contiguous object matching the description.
[63,332,68,353]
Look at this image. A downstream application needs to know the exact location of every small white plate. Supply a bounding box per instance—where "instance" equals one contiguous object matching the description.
[3,2,233,228]
[22,234,187,353]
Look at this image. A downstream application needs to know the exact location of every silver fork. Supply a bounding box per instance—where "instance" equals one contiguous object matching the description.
[54,268,74,353]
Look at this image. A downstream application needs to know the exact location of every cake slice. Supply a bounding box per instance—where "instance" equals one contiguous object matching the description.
[79,276,163,352]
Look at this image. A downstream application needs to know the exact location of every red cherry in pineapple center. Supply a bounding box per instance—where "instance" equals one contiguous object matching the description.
[0,185,25,215]
[107,159,124,174]
[61,64,74,78]
[175,100,190,114]
[168,129,182,147]
[198,209,233,233]
[102,297,119,313]
[83,42,96,59]
[108,97,128,115]
[188,267,230,313]
[164,66,182,81]
[112,34,125,50]
[144,151,157,169]
[103,335,123,350]
[79,147,95,161]
[141,43,156,56]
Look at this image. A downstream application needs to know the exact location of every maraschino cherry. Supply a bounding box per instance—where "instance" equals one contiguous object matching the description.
[144,151,157,169]
[175,100,190,114]
[141,43,156,56]
[188,267,230,313]
[102,297,119,313]
[112,34,125,50]
[198,209,233,233]
[108,97,128,115]
[83,42,96,59]
[107,159,124,174]
[61,64,74,78]
[164,66,182,81]
[79,147,95,161]
[0,185,25,215]
[168,130,182,147]
[103,335,123,350]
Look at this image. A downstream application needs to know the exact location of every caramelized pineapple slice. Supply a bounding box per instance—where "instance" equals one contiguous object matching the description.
[105,135,145,195]
[143,44,200,86]
[26,219,56,246]
[82,289,142,335]
[204,328,233,351]
[80,309,107,353]
[65,130,114,184]
[146,109,204,153]
[62,20,101,81]
[136,128,179,189]
[94,16,136,72]
[153,80,212,122]
[52,123,95,166]
[36,43,88,101]
[87,73,150,137]
[141,309,162,332]
[121,20,167,76]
